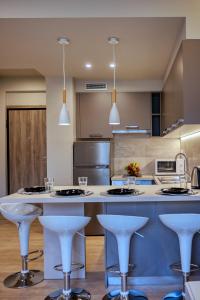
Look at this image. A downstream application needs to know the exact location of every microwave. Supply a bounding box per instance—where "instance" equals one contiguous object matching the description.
[155,159,185,176]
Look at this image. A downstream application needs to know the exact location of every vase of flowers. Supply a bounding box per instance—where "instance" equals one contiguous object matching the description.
[125,162,141,177]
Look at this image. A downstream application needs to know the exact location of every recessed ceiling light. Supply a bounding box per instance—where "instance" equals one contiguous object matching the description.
[109,62,116,68]
[85,63,92,69]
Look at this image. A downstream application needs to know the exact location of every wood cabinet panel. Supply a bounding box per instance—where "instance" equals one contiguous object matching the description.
[162,46,184,132]
[76,92,112,138]
[76,92,152,138]
[116,92,151,130]
[162,40,200,136]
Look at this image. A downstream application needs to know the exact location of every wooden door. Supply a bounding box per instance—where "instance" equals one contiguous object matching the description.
[7,108,47,194]
[76,92,113,138]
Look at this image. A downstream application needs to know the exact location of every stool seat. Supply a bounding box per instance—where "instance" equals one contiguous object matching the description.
[1,203,41,223]
[0,203,43,289]
[97,214,148,234]
[39,215,91,300]
[39,215,90,234]
[159,214,200,234]
[159,213,200,300]
[97,214,149,300]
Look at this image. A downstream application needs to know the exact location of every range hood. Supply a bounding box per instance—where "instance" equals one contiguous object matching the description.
[112,125,152,135]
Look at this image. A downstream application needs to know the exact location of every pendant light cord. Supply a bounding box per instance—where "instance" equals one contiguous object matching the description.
[62,43,66,90]
[113,43,116,89]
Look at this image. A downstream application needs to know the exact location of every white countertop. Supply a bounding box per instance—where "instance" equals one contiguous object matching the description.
[1,185,200,204]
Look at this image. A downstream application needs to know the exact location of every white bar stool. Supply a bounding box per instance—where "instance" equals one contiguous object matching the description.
[159,214,200,300]
[0,203,44,288]
[97,214,149,300]
[39,215,91,300]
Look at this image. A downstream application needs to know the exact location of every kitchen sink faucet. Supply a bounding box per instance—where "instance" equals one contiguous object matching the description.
[175,152,190,182]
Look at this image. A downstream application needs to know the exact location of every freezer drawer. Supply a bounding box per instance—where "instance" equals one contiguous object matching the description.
[73,167,110,185]
[73,141,110,167]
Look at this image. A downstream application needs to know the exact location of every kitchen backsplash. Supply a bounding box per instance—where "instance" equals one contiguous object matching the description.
[113,135,180,175]
[181,136,200,173]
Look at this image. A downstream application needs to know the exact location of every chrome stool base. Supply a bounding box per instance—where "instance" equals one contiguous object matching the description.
[44,288,91,300]
[103,289,148,300]
[163,290,183,300]
[4,270,44,288]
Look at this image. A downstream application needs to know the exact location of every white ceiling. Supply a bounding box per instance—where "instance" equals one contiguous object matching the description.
[0,17,185,80]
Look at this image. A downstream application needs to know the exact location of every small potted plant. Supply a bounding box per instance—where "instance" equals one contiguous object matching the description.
[125,162,141,177]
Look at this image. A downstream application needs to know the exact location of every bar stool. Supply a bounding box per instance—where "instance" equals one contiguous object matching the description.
[159,214,200,300]
[0,203,44,288]
[97,214,149,300]
[39,215,91,300]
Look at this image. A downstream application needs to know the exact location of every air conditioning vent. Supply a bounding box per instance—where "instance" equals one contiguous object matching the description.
[85,82,107,91]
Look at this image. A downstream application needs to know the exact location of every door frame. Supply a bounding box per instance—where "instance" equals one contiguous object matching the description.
[6,106,46,194]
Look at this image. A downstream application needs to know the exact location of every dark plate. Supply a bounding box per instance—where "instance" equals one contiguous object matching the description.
[107,188,135,195]
[161,187,189,194]
[24,186,46,193]
[56,189,85,196]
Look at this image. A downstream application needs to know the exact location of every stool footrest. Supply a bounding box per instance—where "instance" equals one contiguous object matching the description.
[106,264,135,274]
[54,262,84,273]
[170,262,200,273]
[27,249,43,262]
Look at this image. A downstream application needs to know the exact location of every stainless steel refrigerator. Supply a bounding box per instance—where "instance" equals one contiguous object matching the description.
[73,141,112,235]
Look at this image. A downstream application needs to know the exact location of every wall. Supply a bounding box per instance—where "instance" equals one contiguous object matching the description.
[75,79,162,93]
[46,76,76,185]
[113,135,180,175]
[0,76,46,196]
[181,136,200,173]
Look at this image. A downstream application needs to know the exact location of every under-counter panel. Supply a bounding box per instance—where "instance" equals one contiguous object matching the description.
[104,201,200,286]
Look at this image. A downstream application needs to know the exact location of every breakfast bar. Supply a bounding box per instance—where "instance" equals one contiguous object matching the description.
[1,185,200,287]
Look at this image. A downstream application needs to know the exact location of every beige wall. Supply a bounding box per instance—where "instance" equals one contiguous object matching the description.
[75,79,162,93]
[113,135,180,175]
[0,76,46,196]
[181,136,200,173]
[46,76,76,186]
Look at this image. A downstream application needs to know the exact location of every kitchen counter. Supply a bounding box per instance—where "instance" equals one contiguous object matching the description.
[1,184,200,203]
[1,185,200,286]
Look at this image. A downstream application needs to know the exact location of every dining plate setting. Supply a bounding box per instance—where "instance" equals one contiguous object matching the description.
[158,187,198,196]
[51,189,93,197]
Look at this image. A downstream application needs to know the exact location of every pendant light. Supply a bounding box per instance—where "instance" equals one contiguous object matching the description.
[108,36,120,125]
[58,37,71,126]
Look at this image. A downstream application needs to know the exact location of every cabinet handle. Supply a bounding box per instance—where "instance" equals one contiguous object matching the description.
[125,125,139,129]
[89,134,103,138]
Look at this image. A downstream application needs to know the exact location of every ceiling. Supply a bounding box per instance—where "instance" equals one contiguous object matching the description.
[0,17,185,80]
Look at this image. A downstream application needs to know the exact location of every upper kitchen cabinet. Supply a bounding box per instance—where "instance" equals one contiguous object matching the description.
[76,92,113,138]
[162,40,200,138]
[116,92,152,130]
[76,92,152,139]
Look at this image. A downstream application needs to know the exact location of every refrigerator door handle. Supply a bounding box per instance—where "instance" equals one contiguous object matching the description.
[95,165,109,169]
[74,165,109,169]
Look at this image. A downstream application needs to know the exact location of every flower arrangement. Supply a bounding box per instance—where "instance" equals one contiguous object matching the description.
[125,162,141,177]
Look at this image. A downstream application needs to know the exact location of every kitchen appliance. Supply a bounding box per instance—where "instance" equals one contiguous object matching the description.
[191,166,200,189]
[155,159,185,176]
[73,141,112,235]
